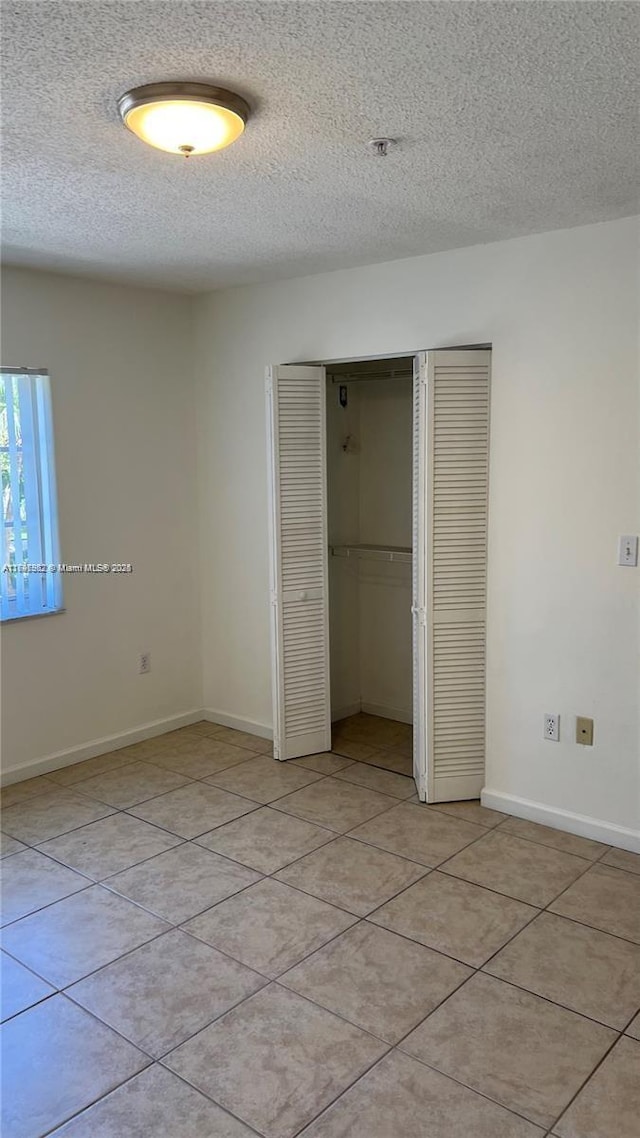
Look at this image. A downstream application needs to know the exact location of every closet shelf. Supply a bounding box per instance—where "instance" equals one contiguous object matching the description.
[330,543,412,564]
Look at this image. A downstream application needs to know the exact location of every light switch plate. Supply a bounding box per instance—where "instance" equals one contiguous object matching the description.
[618,535,638,566]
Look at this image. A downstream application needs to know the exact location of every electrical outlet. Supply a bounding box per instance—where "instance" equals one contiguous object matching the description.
[544,713,560,742]
[138,652,151,675]
[576,716,594,746]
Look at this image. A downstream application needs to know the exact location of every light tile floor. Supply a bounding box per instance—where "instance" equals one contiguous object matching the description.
[1,713,638,1138]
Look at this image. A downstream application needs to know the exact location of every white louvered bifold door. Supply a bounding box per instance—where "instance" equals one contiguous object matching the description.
[427,348,491,801]
[266,365,331,761]
[412,353,429,798]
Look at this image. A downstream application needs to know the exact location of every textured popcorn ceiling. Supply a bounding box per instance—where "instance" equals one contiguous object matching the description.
[2,1,639,292]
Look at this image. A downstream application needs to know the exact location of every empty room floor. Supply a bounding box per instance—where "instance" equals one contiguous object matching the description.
[1,715,639,1138]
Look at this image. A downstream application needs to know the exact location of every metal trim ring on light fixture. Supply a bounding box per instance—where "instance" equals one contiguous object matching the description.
[117,82,250,127]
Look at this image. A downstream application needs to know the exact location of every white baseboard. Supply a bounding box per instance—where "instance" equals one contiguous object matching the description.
[1,709,205,787]
[481,788,640,854]
[361,701,413,726]
[331,701,413,726]
[202,708,273,741]
[331,702,361,724]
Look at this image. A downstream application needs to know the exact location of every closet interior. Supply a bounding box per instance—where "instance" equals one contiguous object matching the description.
[326,356,415,775]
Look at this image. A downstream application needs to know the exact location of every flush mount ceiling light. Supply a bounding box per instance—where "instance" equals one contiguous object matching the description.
[117,82,249,157]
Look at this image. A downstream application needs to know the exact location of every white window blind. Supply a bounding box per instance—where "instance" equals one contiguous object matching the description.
[1,368,63,621]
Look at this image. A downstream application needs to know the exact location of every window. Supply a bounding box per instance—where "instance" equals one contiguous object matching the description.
[1,368,63,620]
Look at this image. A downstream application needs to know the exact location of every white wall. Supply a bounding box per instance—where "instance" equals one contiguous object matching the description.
[357,378,413,720]
[1,268,201,776]
[358,558,412,721]
[326,380,361,717]
[194,217,639,838]
[358,378,412,548]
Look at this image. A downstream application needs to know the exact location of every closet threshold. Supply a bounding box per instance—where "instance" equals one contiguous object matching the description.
[330,543,412,564]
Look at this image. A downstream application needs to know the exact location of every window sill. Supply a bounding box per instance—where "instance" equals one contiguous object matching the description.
[1,607,66,625]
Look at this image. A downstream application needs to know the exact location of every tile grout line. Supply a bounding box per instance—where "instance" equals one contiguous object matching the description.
[279,938,476,1049]
[3,957,633,1123]
[268,842,428,910]
[377,838,635,1132]
[266,979,396,1050]
[474,969,633,1033]
[4,781,406,992]
[1,878,96,930]
[0,807,120,848]
[392,1045,566,1134]
[54,988,162,1062]
[98,866,266,929]
[288,795,635,1130]
[129,798,632,1121]
[385,911,618,1068]
[36,1065,153,1138]
[0,985,53,1026]
[366,887,542,969]
[5,743,636,872]
[4,918,175,997]
[4,804,506,1108]
[64,962,273,1065]
[6,907,275,1033]
[545,1026,625,1135]
[269,774,404,825]
[6,814,190,881]
[6,831,635,1120]
[4,722,638,1138]
[42,836,441,1039]
[36,1040,267,1138]
[342,808,493,869]
[491,820,610,860]
[37,834,190,885]
[58,976,558,1138]
[6,770,636,979]
[387,905,638,1047]
[119,799,265,841]
[266,860,429,922]
[191,821,339,870]
[6,832,374,1007]
[288,1044,562,1138]
[3,823,257,930]
[156,981,395,1138]
[471,841,613,974]
[534,839,640,946]
[432,838,619,918]
[3,774,636,954]
[44,752,147,786]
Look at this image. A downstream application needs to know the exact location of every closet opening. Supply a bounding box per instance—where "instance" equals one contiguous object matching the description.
[325,356,415,782]
[265,346,490,804]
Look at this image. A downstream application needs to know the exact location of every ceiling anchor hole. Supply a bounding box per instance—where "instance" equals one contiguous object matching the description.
[368,138,395,157]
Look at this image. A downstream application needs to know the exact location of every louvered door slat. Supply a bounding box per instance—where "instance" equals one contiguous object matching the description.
[266,365,331,760]
[429,350,490,801]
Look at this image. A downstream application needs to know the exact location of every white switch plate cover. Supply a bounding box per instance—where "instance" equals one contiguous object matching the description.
[618,535,638,567]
